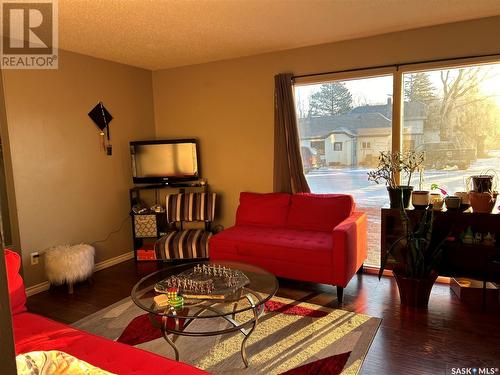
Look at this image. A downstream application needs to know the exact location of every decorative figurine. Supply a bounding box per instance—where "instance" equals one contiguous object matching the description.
[462,227,474,244]
[483,232,495,246]
[474,232,482,244]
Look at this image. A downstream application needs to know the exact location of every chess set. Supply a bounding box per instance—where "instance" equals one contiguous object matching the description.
[154,264,250,300]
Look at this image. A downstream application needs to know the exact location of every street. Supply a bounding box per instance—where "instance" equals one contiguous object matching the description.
[306,149,500,208]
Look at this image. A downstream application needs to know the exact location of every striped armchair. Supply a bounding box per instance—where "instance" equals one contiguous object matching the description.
[154,192,216,261]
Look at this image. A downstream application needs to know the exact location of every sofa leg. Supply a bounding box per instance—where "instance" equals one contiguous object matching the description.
[357,264,364,275]
[337,286,344,305]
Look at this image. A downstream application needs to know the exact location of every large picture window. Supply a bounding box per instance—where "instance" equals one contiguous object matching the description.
[294,60,500,268]
[403,63,500,193]
[295,75,393,267]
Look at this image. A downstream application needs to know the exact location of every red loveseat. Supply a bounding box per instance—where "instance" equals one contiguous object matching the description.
[4,249,205,375]
[210,193,367,304]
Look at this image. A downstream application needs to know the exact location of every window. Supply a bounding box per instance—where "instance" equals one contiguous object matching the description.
[295,60,500,269]
[402,63,500,194]
[295,75,393,267]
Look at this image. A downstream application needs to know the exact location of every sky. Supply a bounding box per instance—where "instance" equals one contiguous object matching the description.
[295,62,500,110]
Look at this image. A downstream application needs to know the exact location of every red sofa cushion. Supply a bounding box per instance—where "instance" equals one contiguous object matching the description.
[4,249,27,315]
[236,192,290,228]
[13,312,205,375]
[209,225,332,266]
[286,194,355,232]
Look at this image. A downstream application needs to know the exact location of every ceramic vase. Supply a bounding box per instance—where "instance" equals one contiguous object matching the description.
[412,191,430,209]
[469,191,498,213]
[430,193,444,211]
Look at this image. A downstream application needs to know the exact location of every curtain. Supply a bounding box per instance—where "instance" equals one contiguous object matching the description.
[273,73,310,193]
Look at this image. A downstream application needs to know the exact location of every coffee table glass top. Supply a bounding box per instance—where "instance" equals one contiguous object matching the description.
[131,261,279,318]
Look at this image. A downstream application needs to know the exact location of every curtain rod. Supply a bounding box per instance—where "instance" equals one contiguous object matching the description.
[292,52,500,80]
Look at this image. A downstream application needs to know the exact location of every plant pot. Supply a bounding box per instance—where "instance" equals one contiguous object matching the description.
[388,186,413,209]
[411,190,430,209]
[444,196,461,211]
[430,193,444,211]
[454,191,471,211]
[393,270,438,308]
[471,175,494,193]
[469,191,498,213]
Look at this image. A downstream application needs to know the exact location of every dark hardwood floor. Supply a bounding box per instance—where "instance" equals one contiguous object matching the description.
[27,260,500,374]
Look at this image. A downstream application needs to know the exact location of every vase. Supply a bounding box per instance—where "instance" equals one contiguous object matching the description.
[393,270,438,308]
[411,190,430,209]
[387,186,413,209]
[444,196,461,211]
[430,193,444,211]
[454,191,471,211]
[469,191,498,213]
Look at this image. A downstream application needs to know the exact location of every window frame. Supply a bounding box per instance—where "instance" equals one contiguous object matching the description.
[294,56,500,185]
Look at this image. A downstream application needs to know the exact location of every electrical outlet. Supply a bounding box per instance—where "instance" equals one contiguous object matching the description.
[30,252,39,265]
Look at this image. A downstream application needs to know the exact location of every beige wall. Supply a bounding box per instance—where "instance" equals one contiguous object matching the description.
[152,16,500,228]
[2,50,155,287]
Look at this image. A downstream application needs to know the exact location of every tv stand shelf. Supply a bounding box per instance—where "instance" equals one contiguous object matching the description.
[129,183,209,261]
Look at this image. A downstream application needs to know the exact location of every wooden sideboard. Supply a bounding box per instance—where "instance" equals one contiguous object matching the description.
[381,208,500,280]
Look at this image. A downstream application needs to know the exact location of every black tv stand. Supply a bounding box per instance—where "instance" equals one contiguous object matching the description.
[129,182,209,261]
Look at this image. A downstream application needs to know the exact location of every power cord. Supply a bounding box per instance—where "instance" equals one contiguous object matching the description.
[91,215,131,246]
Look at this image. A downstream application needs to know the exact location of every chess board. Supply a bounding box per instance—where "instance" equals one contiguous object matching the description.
[154,264,250,300]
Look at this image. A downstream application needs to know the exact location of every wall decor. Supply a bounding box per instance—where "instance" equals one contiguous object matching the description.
[88,101,114,155]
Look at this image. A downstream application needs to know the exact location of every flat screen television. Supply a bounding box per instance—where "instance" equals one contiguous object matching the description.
[130,139,199,184]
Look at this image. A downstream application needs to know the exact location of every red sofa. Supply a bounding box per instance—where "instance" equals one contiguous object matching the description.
[210,192,367,303]
[4,249,205,374]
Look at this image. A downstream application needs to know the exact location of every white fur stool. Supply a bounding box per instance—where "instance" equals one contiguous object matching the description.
[45,244,95,294]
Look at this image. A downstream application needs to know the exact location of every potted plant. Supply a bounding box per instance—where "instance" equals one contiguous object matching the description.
[367,151,424,208]
[378,205,447,308]
[411,167,430,209]
[467,170,498,213]
[430,184,447,211]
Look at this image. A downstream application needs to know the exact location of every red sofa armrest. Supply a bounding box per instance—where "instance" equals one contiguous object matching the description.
[331,212,367,287]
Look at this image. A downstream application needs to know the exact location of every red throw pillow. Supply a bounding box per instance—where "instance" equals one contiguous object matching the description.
[4,249,27,314]
[286,194,355,232]
[236,192,291,228]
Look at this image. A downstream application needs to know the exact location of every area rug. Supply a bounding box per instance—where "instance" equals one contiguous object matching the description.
[73,296,380,374]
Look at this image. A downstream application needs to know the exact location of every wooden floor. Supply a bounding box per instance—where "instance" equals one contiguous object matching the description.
[27,260,500,374]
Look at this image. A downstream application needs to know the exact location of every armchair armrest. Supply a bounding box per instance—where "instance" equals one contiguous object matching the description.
[331,212,367,287]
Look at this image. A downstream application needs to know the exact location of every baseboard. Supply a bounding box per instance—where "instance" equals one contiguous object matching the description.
[25,251,135,297]
[94,251,134,272]
[25,281,50,296]
[363,266,451,284]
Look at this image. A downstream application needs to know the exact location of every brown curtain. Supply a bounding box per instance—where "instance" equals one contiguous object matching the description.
[273,73,310,193]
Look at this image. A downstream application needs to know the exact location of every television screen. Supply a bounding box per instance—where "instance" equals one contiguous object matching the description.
[130,139,199,184]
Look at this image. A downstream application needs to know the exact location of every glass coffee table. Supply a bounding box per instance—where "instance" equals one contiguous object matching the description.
[131,261,278,367]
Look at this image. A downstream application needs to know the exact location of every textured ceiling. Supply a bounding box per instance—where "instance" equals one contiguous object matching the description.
[58,0,500,71]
